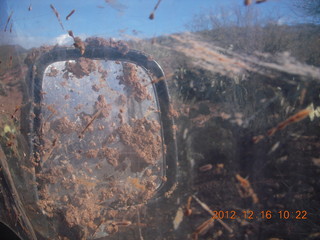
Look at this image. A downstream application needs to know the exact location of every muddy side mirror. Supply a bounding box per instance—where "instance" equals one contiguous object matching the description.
[13,45,177,239]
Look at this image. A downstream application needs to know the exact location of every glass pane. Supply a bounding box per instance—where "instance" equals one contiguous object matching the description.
[1,1,320,239]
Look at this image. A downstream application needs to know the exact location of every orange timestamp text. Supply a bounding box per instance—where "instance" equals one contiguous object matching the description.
[211,210,308,220]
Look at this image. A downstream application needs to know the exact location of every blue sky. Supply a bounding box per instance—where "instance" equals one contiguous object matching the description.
[0,0,306,48]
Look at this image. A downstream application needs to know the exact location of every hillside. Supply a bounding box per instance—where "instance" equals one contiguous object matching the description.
[129,24,320,240]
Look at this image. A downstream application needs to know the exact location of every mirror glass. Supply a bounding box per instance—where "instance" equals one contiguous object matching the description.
[35,58,164,225]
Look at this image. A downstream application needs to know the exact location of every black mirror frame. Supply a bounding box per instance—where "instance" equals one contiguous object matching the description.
[26,45,178,202]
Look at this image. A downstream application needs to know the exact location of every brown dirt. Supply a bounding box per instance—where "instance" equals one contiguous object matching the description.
[100,147,119,167]
[117,118,162,165]
[46,66,59,77]
[85,37,129,55]
[51,116,77,134]
[169,104,180,118]
[94,95,112,118]
[91,84,101,92]
[119,62,151,102]
[64,57,96,79]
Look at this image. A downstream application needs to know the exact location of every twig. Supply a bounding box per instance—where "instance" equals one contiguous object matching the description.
[149,0,163,20]
[195,217,215,236]
[137,208,144,240]
[4,11,13,32]
[11,105,21,119]
[79,109,102,138]
[41,137,58,165]
[50,4,64,30]
[66,9,75,20]
[192,195,233,233]
[267,108,311,136]
[185,196,192,216]
[143,72,174,87]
